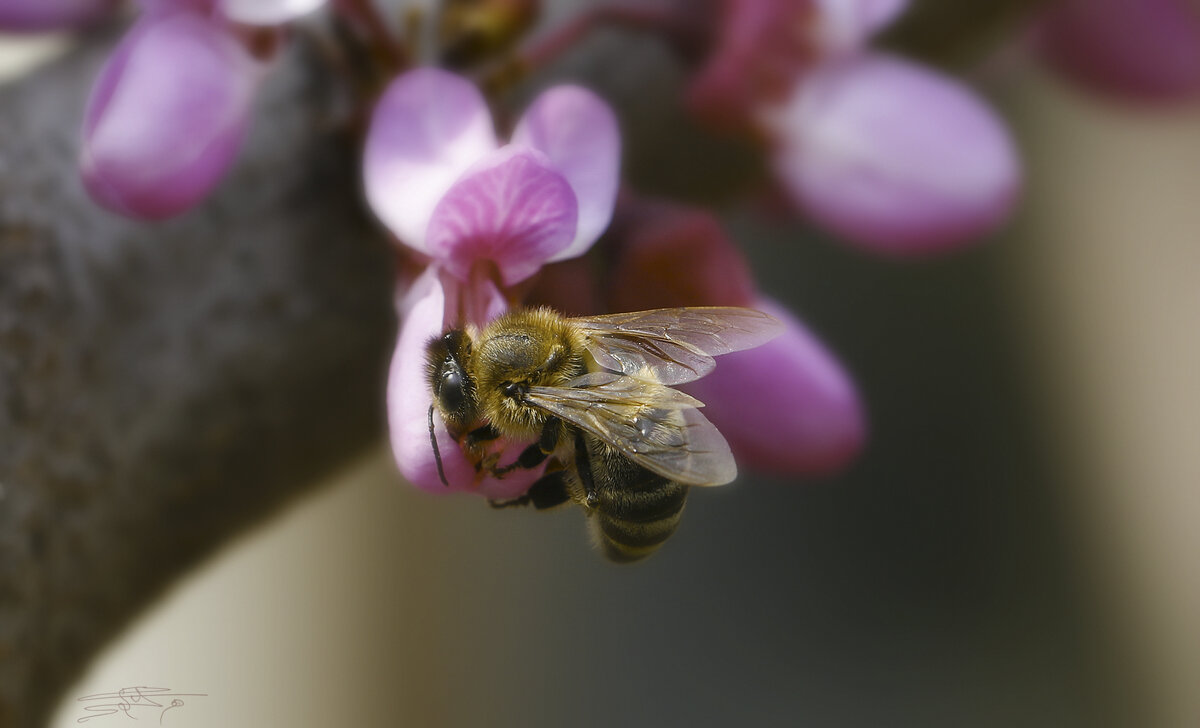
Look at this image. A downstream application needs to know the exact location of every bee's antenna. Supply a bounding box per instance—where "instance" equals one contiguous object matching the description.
[429,403,450,487]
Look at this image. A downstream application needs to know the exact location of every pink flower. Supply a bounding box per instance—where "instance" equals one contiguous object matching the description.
[685,0,1020,255]
[769,53,1021,255]
[593,198,865,475]
[81,11,263,219]
[1037,0,1200,103]
[686,0,909,135]
[363,68,619,495]
[79,1,327,219]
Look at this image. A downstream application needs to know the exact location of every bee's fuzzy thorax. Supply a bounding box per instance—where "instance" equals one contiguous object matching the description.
[470,307,587,440]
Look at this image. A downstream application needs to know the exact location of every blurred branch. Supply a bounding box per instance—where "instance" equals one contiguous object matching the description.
[881,0,1055,67]
[0,31,394,727]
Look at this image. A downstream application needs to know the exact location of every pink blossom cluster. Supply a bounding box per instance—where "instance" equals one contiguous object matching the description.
[11,0,1192,498]
[362,68,863,494]
[685,0,1021,255]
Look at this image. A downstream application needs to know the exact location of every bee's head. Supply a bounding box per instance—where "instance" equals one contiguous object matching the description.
[426,329,477,436]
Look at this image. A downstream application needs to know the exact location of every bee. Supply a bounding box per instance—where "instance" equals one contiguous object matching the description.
[426,306,781,562]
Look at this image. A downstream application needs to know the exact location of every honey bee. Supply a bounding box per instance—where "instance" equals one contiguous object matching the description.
[426,306,781,562]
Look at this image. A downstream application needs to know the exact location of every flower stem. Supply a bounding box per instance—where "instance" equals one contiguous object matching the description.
[332,0,411,71]
[518,4,688,71]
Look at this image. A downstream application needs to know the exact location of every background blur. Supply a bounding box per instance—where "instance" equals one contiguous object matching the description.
[4,16,1198,728]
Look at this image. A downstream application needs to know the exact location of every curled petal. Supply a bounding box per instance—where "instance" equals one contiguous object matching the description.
[219,0,326,25]
[364,68,498,253]
[80,12,261,219]
[512,85,620,261]
[1038,0,1200,102]
[0,0,117,31]
[426,147,578,286]
[772,53,1020,254]
[388,268,542,498]
[813,0,908,54]
[681,298,864,475]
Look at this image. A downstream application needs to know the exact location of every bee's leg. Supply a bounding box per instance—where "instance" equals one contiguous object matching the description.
[488,470,571,510]
[492,418,561,477]
[465,424,501,448]
[463,424,502,472]
[572,430,598,508]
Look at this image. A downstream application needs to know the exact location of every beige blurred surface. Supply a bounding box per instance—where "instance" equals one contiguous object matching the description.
[48,448,434,728]
[1010,73,1200,728]
[0,33,67,82]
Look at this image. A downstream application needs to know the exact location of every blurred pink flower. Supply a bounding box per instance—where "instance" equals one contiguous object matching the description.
[769,53,1021,255]
[685,0,1020,254]
[79,1,327,219]
[364,68,620,494]
[601,198,865,475]
[1038,0,1200,103]
[686,0,909,135]
[0,0,117,31]
[81,11,264,219]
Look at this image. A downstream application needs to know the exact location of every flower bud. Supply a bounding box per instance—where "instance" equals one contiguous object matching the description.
[80,12,262,219]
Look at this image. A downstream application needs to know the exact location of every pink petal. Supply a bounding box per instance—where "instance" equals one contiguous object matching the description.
[426,147,578,286]
[80,12,261,219]
[388,268,543,498]
[0,0,117,31]
[219,0,326,24]
[773,53,1020,254]
[364,68,498,253]
[606,199,756,312]
[512,85,620,261]
[681,298,865,475]
[813,0,908,53]
[685,0,815,133]
[1038,0,1200,102]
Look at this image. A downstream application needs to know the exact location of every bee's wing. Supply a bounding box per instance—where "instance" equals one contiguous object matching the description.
[571,307,782,385]
[526,372,736,486]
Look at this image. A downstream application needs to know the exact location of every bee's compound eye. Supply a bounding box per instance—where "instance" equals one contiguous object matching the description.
[438,368,467,413]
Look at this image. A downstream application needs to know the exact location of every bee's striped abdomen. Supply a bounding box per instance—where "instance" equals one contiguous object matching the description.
[587,444,689,562]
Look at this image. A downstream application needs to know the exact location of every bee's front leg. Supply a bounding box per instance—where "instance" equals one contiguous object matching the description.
[491,418,562,478]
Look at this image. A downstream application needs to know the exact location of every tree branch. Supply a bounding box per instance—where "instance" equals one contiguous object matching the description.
[0,30,395,727]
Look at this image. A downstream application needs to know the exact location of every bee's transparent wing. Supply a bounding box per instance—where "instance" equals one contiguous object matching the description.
[526,372,736,486]
[572,307,782,385]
